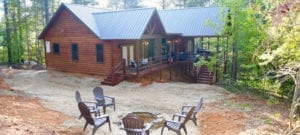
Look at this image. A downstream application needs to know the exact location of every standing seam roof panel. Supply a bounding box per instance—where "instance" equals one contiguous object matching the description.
[93,8,155,40]
[159,7,224,37]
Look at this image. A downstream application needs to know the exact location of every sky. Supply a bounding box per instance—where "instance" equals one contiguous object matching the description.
[61,0,162,9]
[0,0,163,19]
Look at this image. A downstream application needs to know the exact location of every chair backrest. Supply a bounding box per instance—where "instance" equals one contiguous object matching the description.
[181,106,195,126]
[78,102,95,125]
[122,113,145,135]
[130,60,137,68]
[195,97,203,113]
[93,86,105,104]
[75,91,82,103]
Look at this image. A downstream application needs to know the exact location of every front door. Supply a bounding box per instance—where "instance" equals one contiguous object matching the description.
[122,45,134,66]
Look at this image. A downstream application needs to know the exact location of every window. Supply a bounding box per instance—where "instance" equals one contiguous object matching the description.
[72,43,79,61]
[53,43,59,54]
[96,44,104,62]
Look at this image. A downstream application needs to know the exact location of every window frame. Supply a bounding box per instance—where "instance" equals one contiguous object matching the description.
[72,43,79,61]
[53,43,60,55]
[96,44,104,63]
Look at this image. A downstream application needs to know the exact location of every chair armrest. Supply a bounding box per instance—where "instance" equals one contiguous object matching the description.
[82,101,98,104]
[96,114,109,119]
[95,97,103,100]
[165,120,177,123]
[104,96,115,100]
[104,96,115,103]
[81,101,98,107]
[181,105,195,111]
[144,123,152,131]
[173,113,187,119]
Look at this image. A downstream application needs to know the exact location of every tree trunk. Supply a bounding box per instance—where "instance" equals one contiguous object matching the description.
[23,0,31,63]
[232,41,237,82]
[4,0,12,65]
[45,0,49,24]
[34,0,41,64]
[12,10,18,63]
[289,71,300,133]
[17,0,23,63]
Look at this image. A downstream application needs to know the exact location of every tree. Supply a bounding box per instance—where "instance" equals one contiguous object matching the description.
[186,0,211,7]
[124,0,141,9]
[45,0,49,24]
[257,0,300,133]
[173,0,213,8]
[159,0,172,9]
[4,0,12,64]
[72,0,99,6]
[108,0,123,10]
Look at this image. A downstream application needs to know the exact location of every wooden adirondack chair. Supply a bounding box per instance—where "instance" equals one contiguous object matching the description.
[75,90,100,119]
[172,97,203,126]
[161,107,195,135]
[93,86,116,114]
[78,102,112,135]
[122,113,152,135]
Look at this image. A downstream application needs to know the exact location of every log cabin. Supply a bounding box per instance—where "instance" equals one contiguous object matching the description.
[39,3,225,86]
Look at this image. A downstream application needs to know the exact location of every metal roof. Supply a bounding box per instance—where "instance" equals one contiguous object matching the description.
[93,8,156,39]
[159,7,224,37]
[39,4,224,40]
[64,4,109,38]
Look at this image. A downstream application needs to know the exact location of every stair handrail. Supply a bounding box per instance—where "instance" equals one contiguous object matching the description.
[112,60,125,74]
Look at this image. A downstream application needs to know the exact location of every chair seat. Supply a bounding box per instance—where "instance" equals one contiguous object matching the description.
[78,102,112,135]
[166,121,181,130]
[104,102,114,106]
[94,117,109,126]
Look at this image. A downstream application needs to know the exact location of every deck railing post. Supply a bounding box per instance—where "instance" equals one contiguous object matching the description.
[123,59,126,74]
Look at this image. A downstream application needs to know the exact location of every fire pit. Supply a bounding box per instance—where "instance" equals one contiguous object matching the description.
[115,112,165,129]
[132,112,165,129]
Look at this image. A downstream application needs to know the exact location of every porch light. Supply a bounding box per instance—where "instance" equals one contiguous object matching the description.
[174,39,179,43]
[143,40,149,46]
[167,39,172,44]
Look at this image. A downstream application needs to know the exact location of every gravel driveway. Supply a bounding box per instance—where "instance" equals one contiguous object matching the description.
[4,69,233,135]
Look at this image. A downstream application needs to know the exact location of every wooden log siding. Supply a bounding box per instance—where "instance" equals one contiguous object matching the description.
[43,9,116,76]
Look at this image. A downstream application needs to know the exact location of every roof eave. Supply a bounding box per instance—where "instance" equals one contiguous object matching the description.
[39,3,102,40]
[38,3,66,39]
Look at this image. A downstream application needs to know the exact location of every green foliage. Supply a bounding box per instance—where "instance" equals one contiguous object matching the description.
[242,102,251,111]
[265,117,273,125]
[217,0,298,101]
[267,96,279,106]
[0,0,59,65]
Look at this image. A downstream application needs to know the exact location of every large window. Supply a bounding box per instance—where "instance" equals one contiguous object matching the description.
[96,44,104,62]
[72,43,79,61]
[53,43,59,55]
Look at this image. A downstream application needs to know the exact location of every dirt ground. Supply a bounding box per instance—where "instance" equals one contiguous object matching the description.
[0,67,289,135]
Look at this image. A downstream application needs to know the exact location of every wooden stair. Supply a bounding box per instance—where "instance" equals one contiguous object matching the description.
[196,66,213,84]
[101,73,124,86]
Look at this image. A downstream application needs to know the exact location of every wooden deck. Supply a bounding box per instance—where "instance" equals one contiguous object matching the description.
[102,55,215,86]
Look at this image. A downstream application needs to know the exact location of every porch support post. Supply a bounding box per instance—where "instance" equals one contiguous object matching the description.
[111,40,115,82]
[136,40,140,76]
[176,39,179,77]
